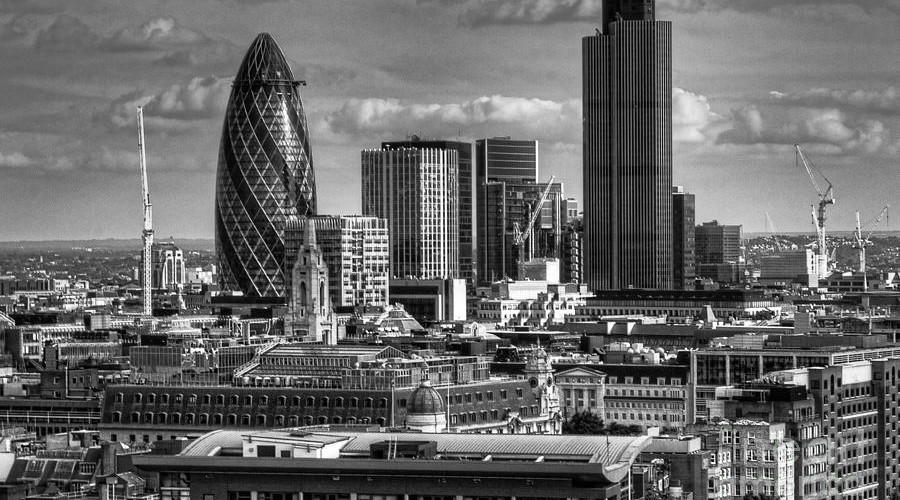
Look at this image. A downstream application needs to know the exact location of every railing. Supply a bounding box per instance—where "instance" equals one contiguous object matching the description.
[233,338,285,377]
[0,410,101,424]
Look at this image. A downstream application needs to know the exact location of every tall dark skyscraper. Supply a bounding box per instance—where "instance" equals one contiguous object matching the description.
[475,137,540,285]
[382,138,472,284]
[583,0,673,290]
[672,186,695,290]
[215,33,317,297]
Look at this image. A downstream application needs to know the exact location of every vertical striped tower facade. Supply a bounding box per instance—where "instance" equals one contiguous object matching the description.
[215,33,317,297]
[361,147,459,280]
[583,0,673,291]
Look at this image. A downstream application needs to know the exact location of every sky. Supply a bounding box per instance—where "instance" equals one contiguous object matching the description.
[0,0,899,241]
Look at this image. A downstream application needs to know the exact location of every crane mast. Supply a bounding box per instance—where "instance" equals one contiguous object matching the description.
[137,107,154,316]
[854,205,889,290]
[513,175,557,267]
[795,144,835,280]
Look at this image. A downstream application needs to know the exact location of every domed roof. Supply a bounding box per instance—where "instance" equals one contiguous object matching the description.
[235,33,295,84]
[408,380,444,415]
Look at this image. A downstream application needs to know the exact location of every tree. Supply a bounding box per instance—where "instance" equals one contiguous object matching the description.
[562,412,643,435]
[563,411,605,434]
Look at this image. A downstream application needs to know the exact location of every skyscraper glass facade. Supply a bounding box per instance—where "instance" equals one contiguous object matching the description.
[583,2,673,291]
[215,33,317,297]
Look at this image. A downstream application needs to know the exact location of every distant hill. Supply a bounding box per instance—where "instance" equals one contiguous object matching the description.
[745,230,900,239]
[0,238,215,252]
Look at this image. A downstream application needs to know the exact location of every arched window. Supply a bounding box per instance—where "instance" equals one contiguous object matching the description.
[216,394,225,405]
[256,415,266,426]
[332,416,342,424]
[203,394,211,405]
[299,282,307,306]
[147,394,156,404]
[304,416,313,425]
[277,396,286,406]
[350,397,359,408]
[134,394,143,404]
[320,397,329,408]
[131,412,140,423]
[317,416,328,425]
[230,395,239,405]
[290,416,300,426]
[365,398,373,408]
[144,412,154,424]
[292,396,301,406]
[213,414,223,425]
[335,397,344,408]
[199,414,209,425]
[244,395,253,406]
[319,281,325,305]
[274,415,284,426]
[227,414,237,426]
[346,417,356,424]
[378,398,388,408]
[306,397,315,407]
[241,414,251,426]
[157,413,168,424]
[186,413,195,425]
[376,417,386,426]
[114,393,124,403]
[112,412,122,423]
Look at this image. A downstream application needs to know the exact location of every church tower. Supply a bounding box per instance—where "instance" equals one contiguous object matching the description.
[524,347,562,434]
[287,217,334,344]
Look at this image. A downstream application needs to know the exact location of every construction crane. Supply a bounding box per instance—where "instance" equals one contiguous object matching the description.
[854,205,889,283]
[137,107,154,317]
[512,175,556,268]
[795,144,835,280]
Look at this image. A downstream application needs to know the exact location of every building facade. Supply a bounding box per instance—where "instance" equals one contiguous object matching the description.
[672,187,695,290]
[695,221,744,285]
[151,241,185,291]
[475,138,539,285]
[361,147,459,280]
[215,33,317,298]
[286,216,390,308]
[383,139,473,286]
[583,2,673,291]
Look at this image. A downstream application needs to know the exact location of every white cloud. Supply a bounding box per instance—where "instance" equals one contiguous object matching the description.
[0,150,36,169]
[322,94,581,144]
[101,17,207,52]
[672,87,722,143]
[103,76,231,128]
[770,87,900,116]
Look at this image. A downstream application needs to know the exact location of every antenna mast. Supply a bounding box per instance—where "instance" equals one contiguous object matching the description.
[138,107,154,316]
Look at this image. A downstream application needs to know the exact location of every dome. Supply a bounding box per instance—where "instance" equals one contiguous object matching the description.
[408,380,444,415]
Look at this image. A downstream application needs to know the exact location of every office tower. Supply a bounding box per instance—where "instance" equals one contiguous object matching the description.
[695,220,744,285]
[672,187,695,290]
[383,138,473,285]
[151,241,185,291]
[215,33,317,298]
[285,219,333,344]
[482,180,564,282]
[759,248,818,288]
[285,215,390,308]
[361,146,459,280]
[583,0,673,290]
[561,198,580,224]
[561,217,583,283]
[475,137,540,284]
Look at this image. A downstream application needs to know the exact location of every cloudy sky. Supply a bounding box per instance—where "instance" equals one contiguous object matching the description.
[1,0,898,241]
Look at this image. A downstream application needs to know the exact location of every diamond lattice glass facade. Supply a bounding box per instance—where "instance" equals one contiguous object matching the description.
[215,33,317,297]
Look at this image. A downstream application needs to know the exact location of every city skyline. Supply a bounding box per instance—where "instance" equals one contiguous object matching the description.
[1,0,899,241]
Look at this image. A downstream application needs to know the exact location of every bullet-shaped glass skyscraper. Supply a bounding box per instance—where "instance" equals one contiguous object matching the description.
[583,0,673,290]
[215,33,317,297]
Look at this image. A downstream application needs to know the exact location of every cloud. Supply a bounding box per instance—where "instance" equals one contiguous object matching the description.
[456,0,602,27]
[672,87,723,143]
[101,17,206,52]
[0,0,65,15]
[425,0,900,27]
[322,94,581,144]
[770,87,900,117]
[0,150,36,169]
[101,76,231,128]
[33,14,100,51]
[717,104,887,154]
